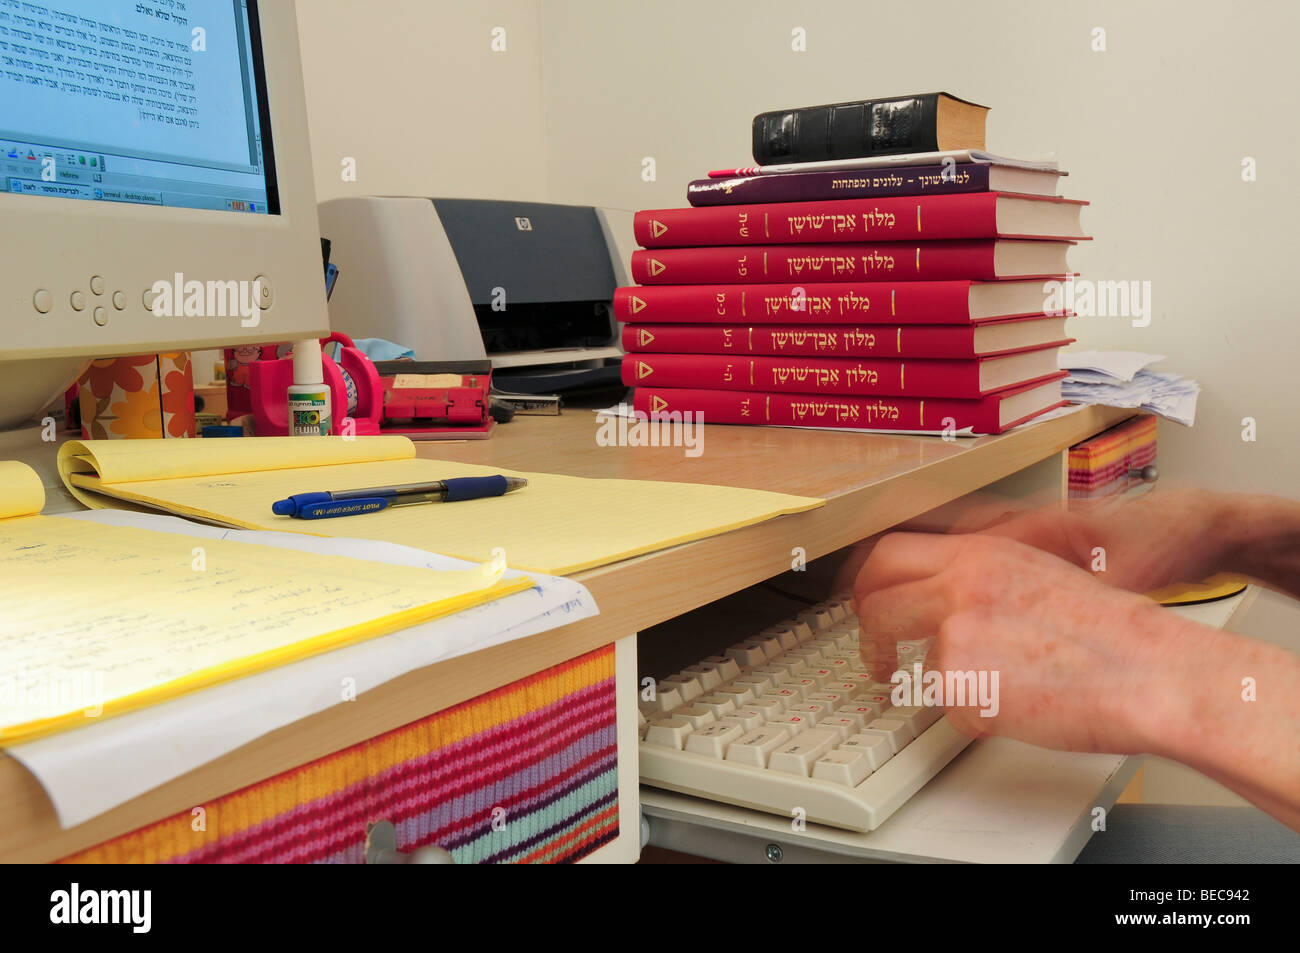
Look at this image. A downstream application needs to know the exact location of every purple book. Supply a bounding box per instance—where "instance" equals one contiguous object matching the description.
[687,162,1061,207]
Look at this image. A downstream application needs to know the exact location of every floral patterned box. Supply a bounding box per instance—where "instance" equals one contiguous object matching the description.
[77,353,196,439]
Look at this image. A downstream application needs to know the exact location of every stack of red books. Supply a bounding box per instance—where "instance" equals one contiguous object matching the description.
[618,105,1088,434]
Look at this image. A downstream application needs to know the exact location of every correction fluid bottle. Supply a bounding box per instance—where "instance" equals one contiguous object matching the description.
[287,338,332,436]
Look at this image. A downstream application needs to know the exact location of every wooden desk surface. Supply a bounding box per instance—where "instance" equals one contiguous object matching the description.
[0,405,1133,862]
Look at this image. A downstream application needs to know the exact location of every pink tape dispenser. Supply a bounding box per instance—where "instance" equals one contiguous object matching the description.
[247,332,383,437]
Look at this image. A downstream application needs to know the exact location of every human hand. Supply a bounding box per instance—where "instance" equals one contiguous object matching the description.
[853,531,1183,754]
[977,486,1231,594]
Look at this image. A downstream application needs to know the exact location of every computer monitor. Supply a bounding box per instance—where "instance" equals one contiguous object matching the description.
[0,0,327,429]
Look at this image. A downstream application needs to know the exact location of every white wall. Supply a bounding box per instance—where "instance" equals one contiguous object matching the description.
[538,0,1300,495]
[297,0,548,203]
[297,0,1300,655]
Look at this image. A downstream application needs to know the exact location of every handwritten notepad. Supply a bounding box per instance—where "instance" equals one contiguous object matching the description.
[0,460,532,744]
[58,436,825,575]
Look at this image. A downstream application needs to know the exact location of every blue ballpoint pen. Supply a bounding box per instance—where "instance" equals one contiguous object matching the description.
[271,476,527,519]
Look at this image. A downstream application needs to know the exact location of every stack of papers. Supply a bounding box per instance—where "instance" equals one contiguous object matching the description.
[1058,351,1200,427]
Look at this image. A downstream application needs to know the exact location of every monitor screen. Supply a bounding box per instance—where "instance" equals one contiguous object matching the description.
[0,0,278,214]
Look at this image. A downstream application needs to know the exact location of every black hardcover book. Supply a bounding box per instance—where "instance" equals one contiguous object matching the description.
[752,92,988,165]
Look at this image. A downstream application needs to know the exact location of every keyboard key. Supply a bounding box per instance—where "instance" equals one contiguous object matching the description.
[804,667,837,687]
[808,691,848,708]
[658,673,703,702]
[725,727,791,767]
[798,607,835,632]
[685,723,745,758]
[778,678,818,699]
[861,718,909,753]
[859,692,895,712]
[816,601,848,624]
[694,693,738,717]
[761,626,801,651]
[723,708,766,732]
[758,693,792,713]
[698,656,743,681]
[776,619,814,643]
[638,686,684,714]
[772,713,811,735]
[735,672,778,695]
[725,642,768,668]
[716,684,757,706]
[787,647,826,665]
[837,702,886,724]
[681,664,723,691]
[882,706,932,739]
[769,728,838,775]
[820,629,855,650]
[645,716,693,749]
[813,748,874,786]
[827,681,861,698]
[817,717,858,742]
[748,696,786,719]
[787,700,833,723]
[839,733,894,770]
[767,657,808,676]
[672,704,717,729]
[751,635,784,659]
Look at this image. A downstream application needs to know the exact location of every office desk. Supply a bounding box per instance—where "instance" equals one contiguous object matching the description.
[0,405,1134,862]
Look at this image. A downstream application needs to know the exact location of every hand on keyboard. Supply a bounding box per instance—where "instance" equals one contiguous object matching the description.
[853,531,1180,755]
[638,595,970,832]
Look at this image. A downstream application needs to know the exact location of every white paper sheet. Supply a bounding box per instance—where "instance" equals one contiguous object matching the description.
[1058,349,1166,382]
[6,510,598,828]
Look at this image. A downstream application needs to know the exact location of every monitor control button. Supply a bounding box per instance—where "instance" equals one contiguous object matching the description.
[93,306,108,326]
[33,289,53,313]
[70,290,87,311]
[112,291,127,310]
[90,275,106,295]
[253,274,273,309]
[142,288,156,311]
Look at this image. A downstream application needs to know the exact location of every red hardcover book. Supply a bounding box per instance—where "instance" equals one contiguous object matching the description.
[632,376,1068,435]
[621,347,1063,399]
[613,280,1062,325]
[629,240,1072,285]
[634,193,1088,247]
[621,316,1072,359]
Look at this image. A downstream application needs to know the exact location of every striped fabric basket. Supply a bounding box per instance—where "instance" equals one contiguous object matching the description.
[1068,414,1157,501]
[61,646,619,864]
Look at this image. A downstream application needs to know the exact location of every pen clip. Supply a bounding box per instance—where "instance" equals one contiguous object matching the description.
[295,497,391,519]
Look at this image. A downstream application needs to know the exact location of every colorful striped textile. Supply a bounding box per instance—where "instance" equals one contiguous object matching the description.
[1068,414,1156,500]
[61,645,619,864]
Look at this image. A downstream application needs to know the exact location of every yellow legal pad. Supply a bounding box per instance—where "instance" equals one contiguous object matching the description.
[0,460,532,745]
[57,436,826,575]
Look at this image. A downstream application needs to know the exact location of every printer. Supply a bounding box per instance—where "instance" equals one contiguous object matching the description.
[316,197,635,393]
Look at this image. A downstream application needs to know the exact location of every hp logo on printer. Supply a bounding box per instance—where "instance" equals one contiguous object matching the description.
[514,216,533,231]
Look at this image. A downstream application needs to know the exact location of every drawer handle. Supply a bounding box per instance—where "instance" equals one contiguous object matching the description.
[364,821,455,864]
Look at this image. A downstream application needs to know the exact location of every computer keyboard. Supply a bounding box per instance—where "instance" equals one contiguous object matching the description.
[637,595,972,832]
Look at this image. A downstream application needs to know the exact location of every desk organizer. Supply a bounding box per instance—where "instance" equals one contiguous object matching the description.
[60,646,618,864]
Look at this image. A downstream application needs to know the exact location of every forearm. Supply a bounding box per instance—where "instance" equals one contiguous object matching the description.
[1216,493,1300,600]
[1119,613,1300,829]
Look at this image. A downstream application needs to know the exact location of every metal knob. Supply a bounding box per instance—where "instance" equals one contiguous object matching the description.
[364,820,455,864]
